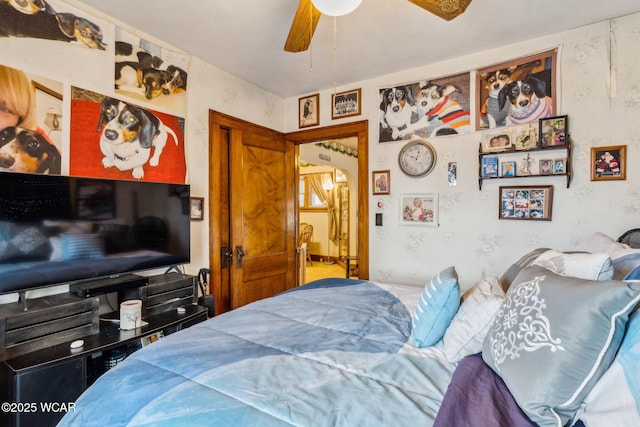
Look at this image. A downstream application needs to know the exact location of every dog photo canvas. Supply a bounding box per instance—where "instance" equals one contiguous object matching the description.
[378,72,471,143]
[476,49,556,130]
[69,87,187,184]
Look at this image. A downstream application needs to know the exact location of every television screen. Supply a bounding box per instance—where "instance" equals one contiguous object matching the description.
[0,172,190,296]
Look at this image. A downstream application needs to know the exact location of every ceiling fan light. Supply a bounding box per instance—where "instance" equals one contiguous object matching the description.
[311,0,362,16]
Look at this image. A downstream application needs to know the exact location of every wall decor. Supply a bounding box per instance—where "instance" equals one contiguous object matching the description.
[448,162,457,186]
[513,123,539,150]
[398,139,437,177]
[481,156,498,177]
[499,185,553,220]
[476,49,557,130]
[332,88,361,119]
[400,193,438,226]
[501,161,516,177]
[539,159,553,175]
[591,145,626,181]
[379,72,471,143]
[372,170,390,195]
[190,197,204,220]
[553,158,566,174]
[539,115,568,147]
[299,93,319,128]
[482,129,513,152]
[70,87,187,183]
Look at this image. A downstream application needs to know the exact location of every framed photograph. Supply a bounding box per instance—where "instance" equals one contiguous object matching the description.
[481,156,499,177]
[553,158,566,174]
[539,159,553,175]
[332,88,361,119]
[190,197,204,220]
[539,115,568,147]
[499,185,553,221]
[501,161,516,177]
[476,49,557,130]
[298,93,319,128]
[513,123,539,150]
[372,170,390,195]
[400,193,438,226]
[482,130,513,152]
[591,145,626,181]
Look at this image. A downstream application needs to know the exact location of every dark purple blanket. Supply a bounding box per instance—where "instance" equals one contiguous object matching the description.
[433,353,537,427]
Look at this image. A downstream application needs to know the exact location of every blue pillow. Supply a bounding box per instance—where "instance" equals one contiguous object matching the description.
[625,265,640,280]
[411,266,460,348]
[61,233,105,260]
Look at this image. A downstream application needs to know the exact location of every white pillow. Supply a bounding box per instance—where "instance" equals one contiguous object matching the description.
[581,232,640,280]
[533,249,613,280]
[441,275,505,364]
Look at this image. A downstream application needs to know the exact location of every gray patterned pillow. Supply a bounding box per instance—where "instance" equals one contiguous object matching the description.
[482,264,640,427]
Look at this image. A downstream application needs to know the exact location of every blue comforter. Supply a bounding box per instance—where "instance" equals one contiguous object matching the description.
[58,279,455,427]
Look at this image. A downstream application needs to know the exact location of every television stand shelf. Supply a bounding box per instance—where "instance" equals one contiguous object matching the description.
[0,274,208,427]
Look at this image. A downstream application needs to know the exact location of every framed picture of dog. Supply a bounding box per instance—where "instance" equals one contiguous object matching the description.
[591,145,626,181]
[190,197,204,221]
[476,49,557,130]
[539,115,568,147]
[299,93,319,128]
[499,185,553,221]
[332,88,361,120]
[372,170,390,195]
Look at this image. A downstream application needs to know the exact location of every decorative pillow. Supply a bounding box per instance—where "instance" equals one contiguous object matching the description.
[93,223,131,254]
[0,222,57,261]
[411,266,460,348]
[441,275,505,364]
[579,310,640,426]
[61,233,105,260]
[581,232,640,279]
[482,265,640,427]
[625,265,640,280]
[499,247,550,291]
[533,249,614,280]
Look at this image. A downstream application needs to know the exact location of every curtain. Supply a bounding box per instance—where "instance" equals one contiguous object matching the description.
[307,173,337,241]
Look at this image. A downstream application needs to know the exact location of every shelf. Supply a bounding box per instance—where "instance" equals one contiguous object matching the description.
[478,141,572,190]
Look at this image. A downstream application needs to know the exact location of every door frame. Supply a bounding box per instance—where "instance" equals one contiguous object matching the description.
[286,120,369,280]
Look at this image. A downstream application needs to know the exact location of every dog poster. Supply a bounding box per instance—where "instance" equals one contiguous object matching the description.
[69,87,187,184]
[477,49,557,130]
[0,0,108,51]
[378,72,471,143]
[114,28,190,115]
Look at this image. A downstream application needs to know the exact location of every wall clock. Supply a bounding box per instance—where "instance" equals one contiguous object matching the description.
[398,140,437,177]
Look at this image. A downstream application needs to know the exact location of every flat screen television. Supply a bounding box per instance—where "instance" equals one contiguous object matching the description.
[0,171,190,300]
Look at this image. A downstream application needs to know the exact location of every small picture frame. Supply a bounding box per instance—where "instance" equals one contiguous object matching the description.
[482,130,513,152]
[539,115,568,147]
[501,161,516,177]
[481,156,499,177]
[539,159,553,175]
[591,145,626,181]
[513,123,539,150]
[553,158,566,174]
[298,93,319,128]
[331,88,361,120]
[499,185,553,221]
[400,193,438,226]
[190,197,204,220]
[372,170,390,195]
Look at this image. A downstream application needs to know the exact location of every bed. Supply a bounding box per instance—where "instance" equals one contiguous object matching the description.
[58,231,640,427]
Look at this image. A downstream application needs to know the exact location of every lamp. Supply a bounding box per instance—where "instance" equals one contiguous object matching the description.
[322,173,335,264]
[44,106,62,133]
[311,0,362,16]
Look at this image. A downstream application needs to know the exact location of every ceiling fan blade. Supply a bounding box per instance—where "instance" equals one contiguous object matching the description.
[284,0,322,52]
[407,0,472,21]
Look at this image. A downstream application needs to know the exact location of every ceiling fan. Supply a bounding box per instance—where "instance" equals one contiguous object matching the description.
[284,0,472,53]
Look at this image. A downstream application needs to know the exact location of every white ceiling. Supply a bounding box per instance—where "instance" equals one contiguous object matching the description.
[72,0,640,99]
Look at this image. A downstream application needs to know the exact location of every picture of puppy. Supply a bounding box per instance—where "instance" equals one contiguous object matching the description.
[0,1,106,50]
[498,75,553,125]
[379,86,416,140]
[399,82,470,137]
[480,68,514,128]
[0,127,61,174]
[96,98,178,180]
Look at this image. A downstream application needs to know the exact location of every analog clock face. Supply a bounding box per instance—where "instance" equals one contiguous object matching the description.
[398,140,436,177]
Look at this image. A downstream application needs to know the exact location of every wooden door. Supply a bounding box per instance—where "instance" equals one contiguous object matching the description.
[209,111,296,313]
